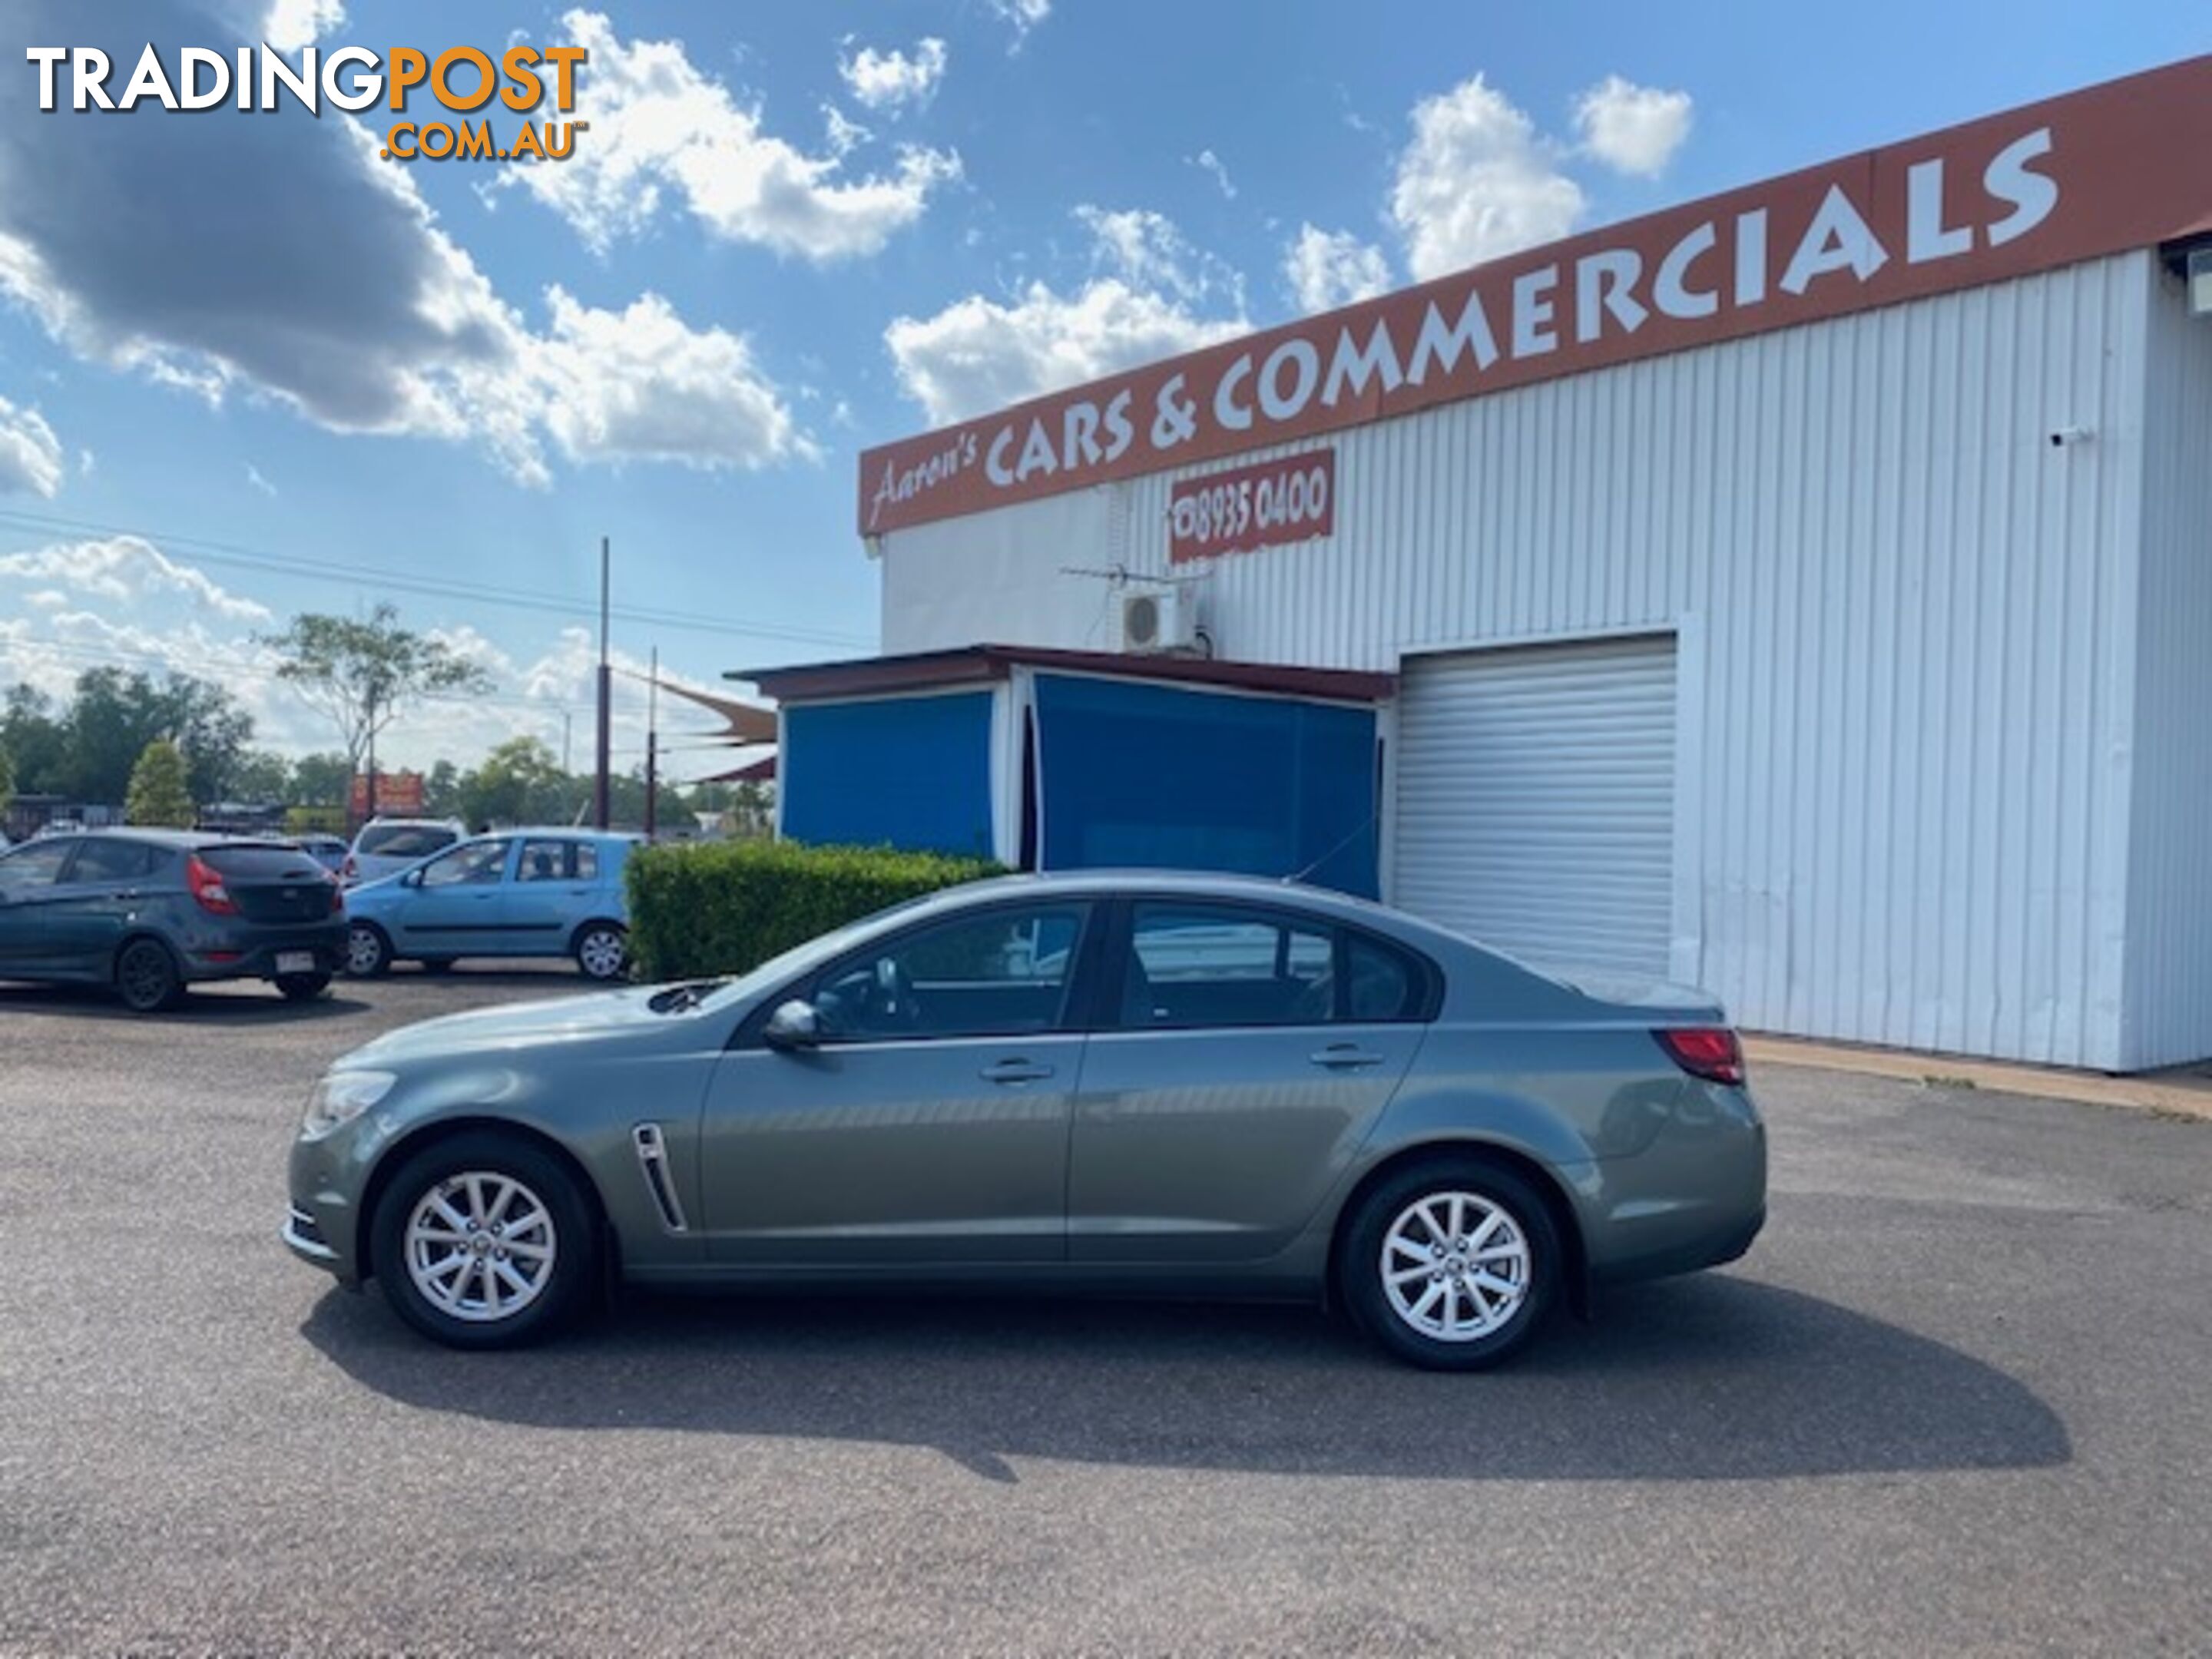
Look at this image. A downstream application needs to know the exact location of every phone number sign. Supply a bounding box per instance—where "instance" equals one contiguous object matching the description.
[1167,449,1336,565]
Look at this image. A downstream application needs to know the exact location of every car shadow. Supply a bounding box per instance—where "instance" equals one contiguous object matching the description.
[300,1273,2069,1485]
[0,982,371,1023]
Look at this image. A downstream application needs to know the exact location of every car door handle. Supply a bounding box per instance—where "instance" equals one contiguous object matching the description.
[981,1059,1055,1085]
[1310,1044,1385,1070]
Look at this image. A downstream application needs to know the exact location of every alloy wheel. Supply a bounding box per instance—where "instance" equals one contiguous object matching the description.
[402,1172,558,1324]
[577,926,627,982]
[1378,1190,1532,1343]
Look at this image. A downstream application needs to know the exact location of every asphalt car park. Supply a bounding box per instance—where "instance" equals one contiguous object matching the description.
[2,967,2209,1654]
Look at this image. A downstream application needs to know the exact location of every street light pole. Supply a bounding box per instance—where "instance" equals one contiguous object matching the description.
[644,646,659,842]
[593,535,611,830]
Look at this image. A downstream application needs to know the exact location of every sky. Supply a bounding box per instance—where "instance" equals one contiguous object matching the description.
[0,0,2203,784]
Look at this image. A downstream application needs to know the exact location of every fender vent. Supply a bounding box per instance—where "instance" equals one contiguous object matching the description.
[631,1122,688,1233]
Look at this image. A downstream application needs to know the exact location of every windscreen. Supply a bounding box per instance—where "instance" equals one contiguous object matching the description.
[357,826,455,859]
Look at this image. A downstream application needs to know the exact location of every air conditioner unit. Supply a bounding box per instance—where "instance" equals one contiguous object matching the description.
[1120,586,1198,654]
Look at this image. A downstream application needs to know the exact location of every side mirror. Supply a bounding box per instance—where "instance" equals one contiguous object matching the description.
[402,869,424,889]
[762,998,823,1052]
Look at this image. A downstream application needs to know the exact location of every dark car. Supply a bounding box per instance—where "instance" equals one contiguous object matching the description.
[0,829,347,1012]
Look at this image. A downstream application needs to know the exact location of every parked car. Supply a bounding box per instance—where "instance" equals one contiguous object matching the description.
[339,829,639,981]
[284,869,1767,1366]
[289,834,351,874]
[0,828,345,1012]
[341,817,467,887]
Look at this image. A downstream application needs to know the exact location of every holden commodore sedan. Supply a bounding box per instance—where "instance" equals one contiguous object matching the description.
[284,871,1765,1369]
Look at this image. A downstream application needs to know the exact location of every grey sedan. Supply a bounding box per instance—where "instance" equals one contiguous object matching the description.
[284,871,1766,1369]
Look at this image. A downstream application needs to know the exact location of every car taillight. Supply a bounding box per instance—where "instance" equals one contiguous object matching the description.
[1655,1026,1745,1086]
[186,854,238,916]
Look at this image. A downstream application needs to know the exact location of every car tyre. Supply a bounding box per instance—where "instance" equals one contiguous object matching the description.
[369,1131,598,1351]
[574,922,628,982]
[275,972,332,1002]
[1337,1156,1561,1371]
[114,937,183,1014]
[345,921,392,979]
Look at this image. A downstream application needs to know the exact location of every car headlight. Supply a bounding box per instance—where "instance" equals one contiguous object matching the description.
[301,1071,397,1140]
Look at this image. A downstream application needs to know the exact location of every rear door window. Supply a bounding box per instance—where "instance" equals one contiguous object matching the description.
[518,839,591,882]
[67,839,160,883]
[1122,903,1335,1028]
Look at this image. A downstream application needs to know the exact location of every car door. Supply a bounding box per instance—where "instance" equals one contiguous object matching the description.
[393,838,514,955]
[0,839,81,975]
[506,837,596,956]
[43,837,159,975]
[1068,899,1432,1264]
[697,899,1099,1267]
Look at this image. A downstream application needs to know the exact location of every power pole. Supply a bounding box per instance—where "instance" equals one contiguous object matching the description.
[644,647,659,842]
[593,535,611,830]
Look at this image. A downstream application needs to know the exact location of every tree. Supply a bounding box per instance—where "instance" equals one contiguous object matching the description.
[422,759,462,819]
[260,605,492,817]
[459,737,570,829]
[51,669,254,806]
[1,684,65,796]
[125,740,196,828]
[289,753,355,808]
[228,750,293,806]
[0,742,14,820]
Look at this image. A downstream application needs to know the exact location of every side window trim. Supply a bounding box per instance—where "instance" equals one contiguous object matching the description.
[735,899,1100,1051]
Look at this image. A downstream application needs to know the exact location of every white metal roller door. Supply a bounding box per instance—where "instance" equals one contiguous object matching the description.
[1392,634,1677,978]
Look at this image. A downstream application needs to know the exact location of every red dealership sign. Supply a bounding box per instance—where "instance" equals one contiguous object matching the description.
[1170,449,1336,565]
[859,55,2212,537]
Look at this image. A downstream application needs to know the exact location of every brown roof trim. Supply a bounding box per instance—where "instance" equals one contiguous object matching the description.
[730,644,1394,705]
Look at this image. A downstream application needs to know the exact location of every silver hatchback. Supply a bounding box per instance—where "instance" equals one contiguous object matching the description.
[284,871,1765,1368]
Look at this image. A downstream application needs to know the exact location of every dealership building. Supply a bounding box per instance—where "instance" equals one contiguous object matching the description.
[743,57,2212,1073]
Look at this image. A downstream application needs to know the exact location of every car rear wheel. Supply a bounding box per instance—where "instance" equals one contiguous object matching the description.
[114,938,183,1014]
[275,972,332,1002]
[345,922,392,979]
[1337,1157,1561,1370]
[369,1132,597,1350]
[574,922,628,982]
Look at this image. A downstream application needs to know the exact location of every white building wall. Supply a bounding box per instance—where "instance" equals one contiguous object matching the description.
[2120,261,2212,1071]
[881,254,2154,1067]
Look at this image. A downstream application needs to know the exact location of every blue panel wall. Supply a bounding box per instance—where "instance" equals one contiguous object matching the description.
[782,693,996,858]
[1033,675,1378,896]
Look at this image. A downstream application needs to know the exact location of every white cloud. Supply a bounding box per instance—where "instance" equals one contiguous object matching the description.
[0,0,810,485]
[0,536,272,622]
[1283,224,1392,315]
[984,0,1051,45]
[534,288,816,472]
[887,281,1243,426]
[1389,75,1585,280]
[1572,75,1693,177]
[839,38,949,113]
[0,395,65,497]
[1190,149,1237,200]
[505,9,961,260]
[1073,206,1242,309]
[886,206,1248,423]
[261,0,344,50]
[244,462,277,498]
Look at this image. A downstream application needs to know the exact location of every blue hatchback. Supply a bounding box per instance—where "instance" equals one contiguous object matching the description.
[339,830,640,981]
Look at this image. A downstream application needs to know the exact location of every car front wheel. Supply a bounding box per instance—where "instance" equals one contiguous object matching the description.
[369,1132,597,1350]
[345,922,392,979]
[574,922,628,982]
[1337,1157,1561,1371]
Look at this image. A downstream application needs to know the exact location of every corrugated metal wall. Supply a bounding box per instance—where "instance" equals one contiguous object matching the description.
[2121,264,2212,1070]
[881,253,2155,1067]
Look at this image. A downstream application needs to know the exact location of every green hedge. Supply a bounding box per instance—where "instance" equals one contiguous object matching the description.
[626,840,1006,982]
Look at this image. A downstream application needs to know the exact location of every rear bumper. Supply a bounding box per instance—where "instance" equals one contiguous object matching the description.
[178,922,348,982]
[1593,1204,1765,1287]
